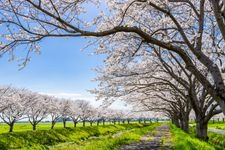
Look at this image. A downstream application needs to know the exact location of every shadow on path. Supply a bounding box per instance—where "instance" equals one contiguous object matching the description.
[120,124,172,150]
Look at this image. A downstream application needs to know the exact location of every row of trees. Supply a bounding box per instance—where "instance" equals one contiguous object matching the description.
[0,86,154,132]
[88,0,225,141]
[1,0,225,142]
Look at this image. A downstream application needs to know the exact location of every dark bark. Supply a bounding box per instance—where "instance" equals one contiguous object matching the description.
[196,118,208,141]
[32,124,37,130]
[51,121,56,129]
[180,118,189,133]
[97,120,100,126]
[83,120,85,127]
[63,119,66,128]
[172,118,180,128]
[9,122,15,132]
[180,112,190,133]
[73,121,77,127]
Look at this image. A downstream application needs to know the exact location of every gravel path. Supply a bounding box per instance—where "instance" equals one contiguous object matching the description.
[120,124,172,150]
[208,128,225,135]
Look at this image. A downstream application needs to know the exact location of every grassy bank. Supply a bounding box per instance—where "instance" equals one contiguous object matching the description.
[189,123,225,149]
[0,122,114,133]
[170,124,216,150]
[208,132,225,149]
[0,123,159,150]
[51,123,160,150]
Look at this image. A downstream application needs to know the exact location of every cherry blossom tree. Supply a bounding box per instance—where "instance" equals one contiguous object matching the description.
[59,99,72,128]
[26,93,49,130]
[70,101,81,127]
[0,88,29,132]
[76,100,92,127]
[48,97,61,129]
[1,0,225,116]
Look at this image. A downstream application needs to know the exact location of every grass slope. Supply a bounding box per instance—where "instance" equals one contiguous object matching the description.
[52,123,160,150]
[0,123,159,150]
[170,124,216,150]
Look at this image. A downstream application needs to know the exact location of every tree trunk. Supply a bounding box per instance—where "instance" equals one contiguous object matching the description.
[90,121,93,126]
[83,120,85,127]
[97,120,99,126]
[73,121,77,127]
[180,115,189,133]
[9,123,14,132]
[181,119,189,133]
[196,118,208,141]
[218,99,225,116]
[63,119,66,128]
[172,118,180,128]
[51,121,56,129]
[103,119,105,126]
[33,124,37,130]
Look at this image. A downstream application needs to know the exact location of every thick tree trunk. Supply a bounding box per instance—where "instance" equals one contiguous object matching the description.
[9,123,14,132]
[180,115,189,133]
[196,118,208,141]
[181,119,189,133]
[218,100,225,115]
[103,119,105,126]
[172,118,180,128]
[90,121,93,126]
[73,121,77,127]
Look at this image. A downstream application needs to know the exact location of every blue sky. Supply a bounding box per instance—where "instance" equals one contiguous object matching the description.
[0,37,105,104]
[0,3,129,109]
[0,36,129,109]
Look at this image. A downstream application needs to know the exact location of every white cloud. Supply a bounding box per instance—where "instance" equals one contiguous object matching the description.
[39,92,131,110]
[39,91,102,107]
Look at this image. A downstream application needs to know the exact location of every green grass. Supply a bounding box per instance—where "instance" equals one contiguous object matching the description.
[208,132,225,149]
[0,123,159,150]
[170,124,216,150]
[55,123,160,150]
[208,122,225,130]
[0,121,153,133]
[203,122,225,149]
[0,121,115,133]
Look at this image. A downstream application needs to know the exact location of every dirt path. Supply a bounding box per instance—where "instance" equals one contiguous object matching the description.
[120,124,172,150]
[208,128,225,135]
